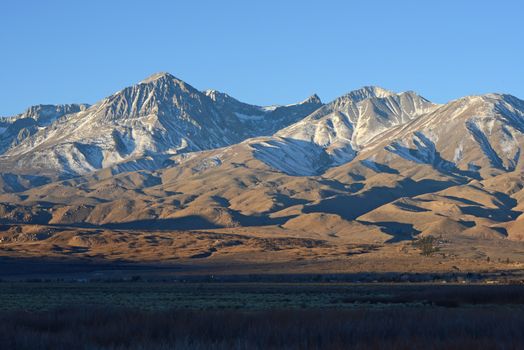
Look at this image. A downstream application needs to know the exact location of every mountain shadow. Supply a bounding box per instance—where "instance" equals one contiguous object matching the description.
[359,220,421,243]
[303,178,458,221]
[103,216,221,230]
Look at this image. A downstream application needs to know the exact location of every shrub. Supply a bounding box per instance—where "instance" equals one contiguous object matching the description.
[412,235,440,256]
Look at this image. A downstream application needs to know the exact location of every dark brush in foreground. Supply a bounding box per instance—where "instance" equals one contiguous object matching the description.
[2,283,523,349]
[2,307,524,350]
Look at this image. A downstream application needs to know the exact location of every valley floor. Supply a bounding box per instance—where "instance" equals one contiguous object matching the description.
[0,225,523,281]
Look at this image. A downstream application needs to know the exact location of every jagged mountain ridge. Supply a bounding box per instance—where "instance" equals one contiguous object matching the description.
[0,72,321,177]
[0,103,89,154]
[1,73,522,185]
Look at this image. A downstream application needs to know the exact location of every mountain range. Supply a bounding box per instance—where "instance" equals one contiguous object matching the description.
[1,72,523,272]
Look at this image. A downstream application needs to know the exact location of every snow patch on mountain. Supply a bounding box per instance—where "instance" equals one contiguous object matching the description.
[466,119,505,170]
[251,137,332,176]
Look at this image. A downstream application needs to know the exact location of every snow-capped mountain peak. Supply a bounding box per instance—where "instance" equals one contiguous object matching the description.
[139,71,179,84]
[341,86,394,103]
[301,94,322,105]
[0,73,322,176]
[251,87,437,175]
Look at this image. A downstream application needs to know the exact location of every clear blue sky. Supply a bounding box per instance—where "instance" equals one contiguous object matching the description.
[1,0,523,115]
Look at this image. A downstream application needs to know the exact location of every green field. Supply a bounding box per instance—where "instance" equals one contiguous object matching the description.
[2,282,524,311]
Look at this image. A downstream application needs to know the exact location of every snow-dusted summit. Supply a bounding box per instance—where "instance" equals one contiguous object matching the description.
[251,87,437,175]
[0,72,321,175]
